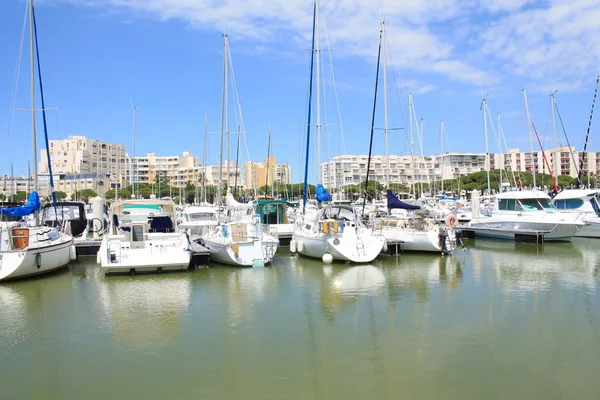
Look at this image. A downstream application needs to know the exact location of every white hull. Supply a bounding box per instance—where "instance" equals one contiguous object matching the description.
[99,233,191,274]
[292,231,384,263]
[468,218,580,241]
[202,237,278,267]
[575,219,600,238]
[0,227,73,282]
[381,229,446,253]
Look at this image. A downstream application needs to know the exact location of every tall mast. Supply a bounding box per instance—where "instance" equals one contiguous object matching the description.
[419,118,424,196]
[29,0,38,194]
[382,20,389,189]
[482,97,490,194]
[224,35,230,191]
[550,92,558,178]
[497,112,503,189]
[218,34,227,211]
[408,92,416,198]
[130,99,138,198]
[440,120,444,193]
[315,0,322,184]
[202,110,208,203]
[523,89,536,189]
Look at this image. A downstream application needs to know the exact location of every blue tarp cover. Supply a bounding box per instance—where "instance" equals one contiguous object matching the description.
[316,184,331,202]
[0,191,40,217]
[387,190,420,210]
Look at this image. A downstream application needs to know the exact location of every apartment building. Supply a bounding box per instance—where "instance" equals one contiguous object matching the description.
[204,160,243,190]
[39,135,128,189]
[131,152,201,187]
[243,156,291,190]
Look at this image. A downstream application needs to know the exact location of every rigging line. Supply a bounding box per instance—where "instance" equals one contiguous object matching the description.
[362,24,383,216]
[302,0,317,211]
[554,101,580,179]
[385,33,408,130]
[577,75,599,187]
[320,10,346,155]
[497,114,518,188]
[4,2,29,173]
[530,118,559,193]
[32,4,58,216]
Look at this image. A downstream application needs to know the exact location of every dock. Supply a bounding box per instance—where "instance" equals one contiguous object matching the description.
[74,240,102,256]
[459,227,545,244]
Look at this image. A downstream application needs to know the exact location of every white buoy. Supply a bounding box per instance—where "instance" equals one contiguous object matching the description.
[96,252,101,265]
[322,253,333,264]
[289,240,297,253]
[90,196,105,240]
[69,245,77,261]
[297,240,304,252]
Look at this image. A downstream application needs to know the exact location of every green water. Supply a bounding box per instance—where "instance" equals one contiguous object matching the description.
[1,239,599,399]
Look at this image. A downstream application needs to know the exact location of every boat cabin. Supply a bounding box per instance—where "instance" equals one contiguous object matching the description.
[110,200,177,241]
[552,189,600,216]
[253,199,288,225]
[496,191,556,212]
[42,201,88,238]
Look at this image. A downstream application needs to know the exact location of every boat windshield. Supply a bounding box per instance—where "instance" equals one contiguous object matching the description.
[42,204,81,221]
[187,213,217,222]
[518,198,556,211]
[591,195,600,217]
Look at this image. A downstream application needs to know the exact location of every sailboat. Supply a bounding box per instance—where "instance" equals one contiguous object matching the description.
[367,21,456,254]
[200,34,279,267]
[0,0,74,282]
[290,0,385,264]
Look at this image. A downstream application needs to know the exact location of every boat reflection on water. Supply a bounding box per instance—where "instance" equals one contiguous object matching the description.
[0,285,28,347]
[469,239,598,292]
[225,267,278,329]
[95,274,192,350]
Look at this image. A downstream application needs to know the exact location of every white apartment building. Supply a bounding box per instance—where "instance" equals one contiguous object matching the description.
[204,161,244,190]
[131,151,201,187]
[39,135,128,189]
[321,153,486,188]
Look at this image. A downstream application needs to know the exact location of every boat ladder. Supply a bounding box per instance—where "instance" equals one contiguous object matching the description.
[356,235,365,256]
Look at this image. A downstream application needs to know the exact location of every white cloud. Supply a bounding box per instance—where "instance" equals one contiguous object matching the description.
[54,0,600,91]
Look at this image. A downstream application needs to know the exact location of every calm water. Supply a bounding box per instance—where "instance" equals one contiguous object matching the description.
[1,239,599,400]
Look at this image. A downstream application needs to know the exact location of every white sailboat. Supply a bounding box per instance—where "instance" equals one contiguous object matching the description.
[0,0,74,282]
[291,0,384,264]
[200,34,279,267]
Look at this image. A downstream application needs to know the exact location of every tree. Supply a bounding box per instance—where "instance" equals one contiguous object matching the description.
[73,189,98,203]
[54,191,68,200]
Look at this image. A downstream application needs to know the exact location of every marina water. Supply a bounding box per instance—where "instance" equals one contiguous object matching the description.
[1,238,599,399]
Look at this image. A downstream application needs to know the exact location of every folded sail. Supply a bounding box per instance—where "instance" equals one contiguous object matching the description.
[316,184,330,202]
[387,190,420,210]
[0,191,40,217]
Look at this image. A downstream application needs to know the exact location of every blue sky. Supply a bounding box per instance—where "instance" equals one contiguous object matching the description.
[1,0,600,183]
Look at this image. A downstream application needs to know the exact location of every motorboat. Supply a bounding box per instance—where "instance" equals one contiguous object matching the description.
[468,190,586,241]
[178,205,218,237]
[98,198,192,274]
[252,199,294,245]
[291,204,385,263]
[552,189,600,238]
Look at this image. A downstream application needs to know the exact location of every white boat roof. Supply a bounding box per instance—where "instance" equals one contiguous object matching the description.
[496,190,551,200]
[552,189,600,200]
[110,199,177,214]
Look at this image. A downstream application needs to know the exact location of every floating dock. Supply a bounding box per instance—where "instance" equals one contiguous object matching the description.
[459,227,545,244]
[189,238,211,267]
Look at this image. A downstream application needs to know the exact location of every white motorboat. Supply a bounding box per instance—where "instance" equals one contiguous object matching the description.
[552,189,600,238]
[468,190,586,241]
[291,205,385,263]
[178,205,218,237]
[200,193,279,267]
[98,199,192,274]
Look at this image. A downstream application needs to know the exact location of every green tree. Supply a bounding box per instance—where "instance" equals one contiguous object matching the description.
[73,189,98,203]
[54,191,68,200]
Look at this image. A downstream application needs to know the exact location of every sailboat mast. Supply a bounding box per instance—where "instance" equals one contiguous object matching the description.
[218,34,227,211]
[408,92,416,198]
[302,1,317,211]
[224,35,230,191]
[482,98,490,194]
[382,20,389,189]
[440,120,444,193]
[419,118,424,196]
[523,89,536,189]
[202,110,208,203]
[29,0,38,194]
[315,0,322,185]
[550,92,558,177]
[497,112,503,189]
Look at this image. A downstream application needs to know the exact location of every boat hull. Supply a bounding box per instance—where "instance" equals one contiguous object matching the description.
[203,237,278,267]
[0,237,73,282]
[381,229,448,253]
[468,219,580,241]
[292,231,384,263]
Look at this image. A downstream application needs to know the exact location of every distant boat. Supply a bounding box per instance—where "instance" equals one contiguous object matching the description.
[552,189,600,238]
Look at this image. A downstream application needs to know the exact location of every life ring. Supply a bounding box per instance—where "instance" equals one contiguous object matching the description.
[457,203,463,209]
[445,214,458,227]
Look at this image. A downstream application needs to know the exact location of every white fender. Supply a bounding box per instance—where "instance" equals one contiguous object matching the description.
[289,240,297,253]
[69,245,77,261]
[297,240,304,253]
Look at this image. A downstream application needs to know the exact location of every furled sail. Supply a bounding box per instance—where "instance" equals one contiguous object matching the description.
[316,184,330,203]
[386,190,420,210]
[0,191,40,217]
